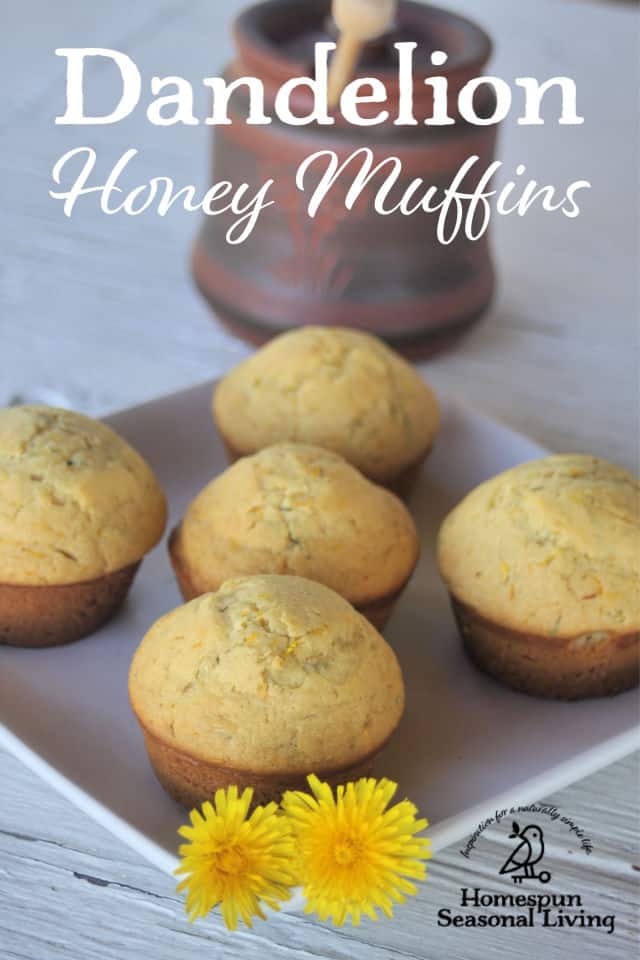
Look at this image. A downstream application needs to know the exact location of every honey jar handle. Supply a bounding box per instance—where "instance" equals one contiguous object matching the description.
[327,0,397,108]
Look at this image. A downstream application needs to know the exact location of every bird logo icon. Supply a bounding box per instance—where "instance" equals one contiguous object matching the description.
[499,822,552,884]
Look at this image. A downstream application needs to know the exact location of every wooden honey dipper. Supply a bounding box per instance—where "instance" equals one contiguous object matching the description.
[327,0,398,108]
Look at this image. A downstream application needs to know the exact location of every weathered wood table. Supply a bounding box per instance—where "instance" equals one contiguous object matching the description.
[1,1,638,958]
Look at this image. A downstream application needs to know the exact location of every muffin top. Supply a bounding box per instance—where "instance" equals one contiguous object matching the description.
[129,575,405,774]
[437,454,640,638]
[175,443,419,605]
[213,326,439,483]
[0,405,167,585]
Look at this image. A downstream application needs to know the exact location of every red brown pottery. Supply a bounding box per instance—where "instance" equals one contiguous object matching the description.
[192,0,498,356]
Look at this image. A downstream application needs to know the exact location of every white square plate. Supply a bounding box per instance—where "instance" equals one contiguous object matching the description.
[0,382,637,877]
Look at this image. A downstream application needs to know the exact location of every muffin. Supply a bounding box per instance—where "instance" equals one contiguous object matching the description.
[212,326,439,493]
[129,574,405,807]
[437,454,640,699]
[0,405,167,647]
[169,443,419,629]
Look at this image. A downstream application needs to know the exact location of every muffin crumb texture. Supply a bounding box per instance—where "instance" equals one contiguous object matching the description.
[438,454,640,637]
[175,443,419,605]
[129,575,404,774]
[213,326,439,483]
[0,405,167,585]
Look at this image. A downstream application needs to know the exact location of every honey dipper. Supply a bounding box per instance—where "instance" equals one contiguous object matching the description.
[327,0,397,108]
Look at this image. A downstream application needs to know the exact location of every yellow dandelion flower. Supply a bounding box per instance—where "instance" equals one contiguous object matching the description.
[175,786,298,930]
[282,775,431,926]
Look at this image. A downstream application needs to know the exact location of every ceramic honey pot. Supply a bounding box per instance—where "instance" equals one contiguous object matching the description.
[192,0,498,356]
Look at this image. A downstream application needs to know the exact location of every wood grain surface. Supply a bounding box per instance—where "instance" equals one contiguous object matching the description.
[1,0,638,957]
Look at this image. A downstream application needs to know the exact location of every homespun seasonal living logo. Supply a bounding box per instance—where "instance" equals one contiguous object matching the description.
[437,802,616,935]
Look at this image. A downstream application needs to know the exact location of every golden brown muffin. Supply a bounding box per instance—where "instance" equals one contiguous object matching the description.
[0,405,167,647]
[437,454,640,699]
[129,575,405,807]
[212,326,439,492]
[169,443,419,629]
